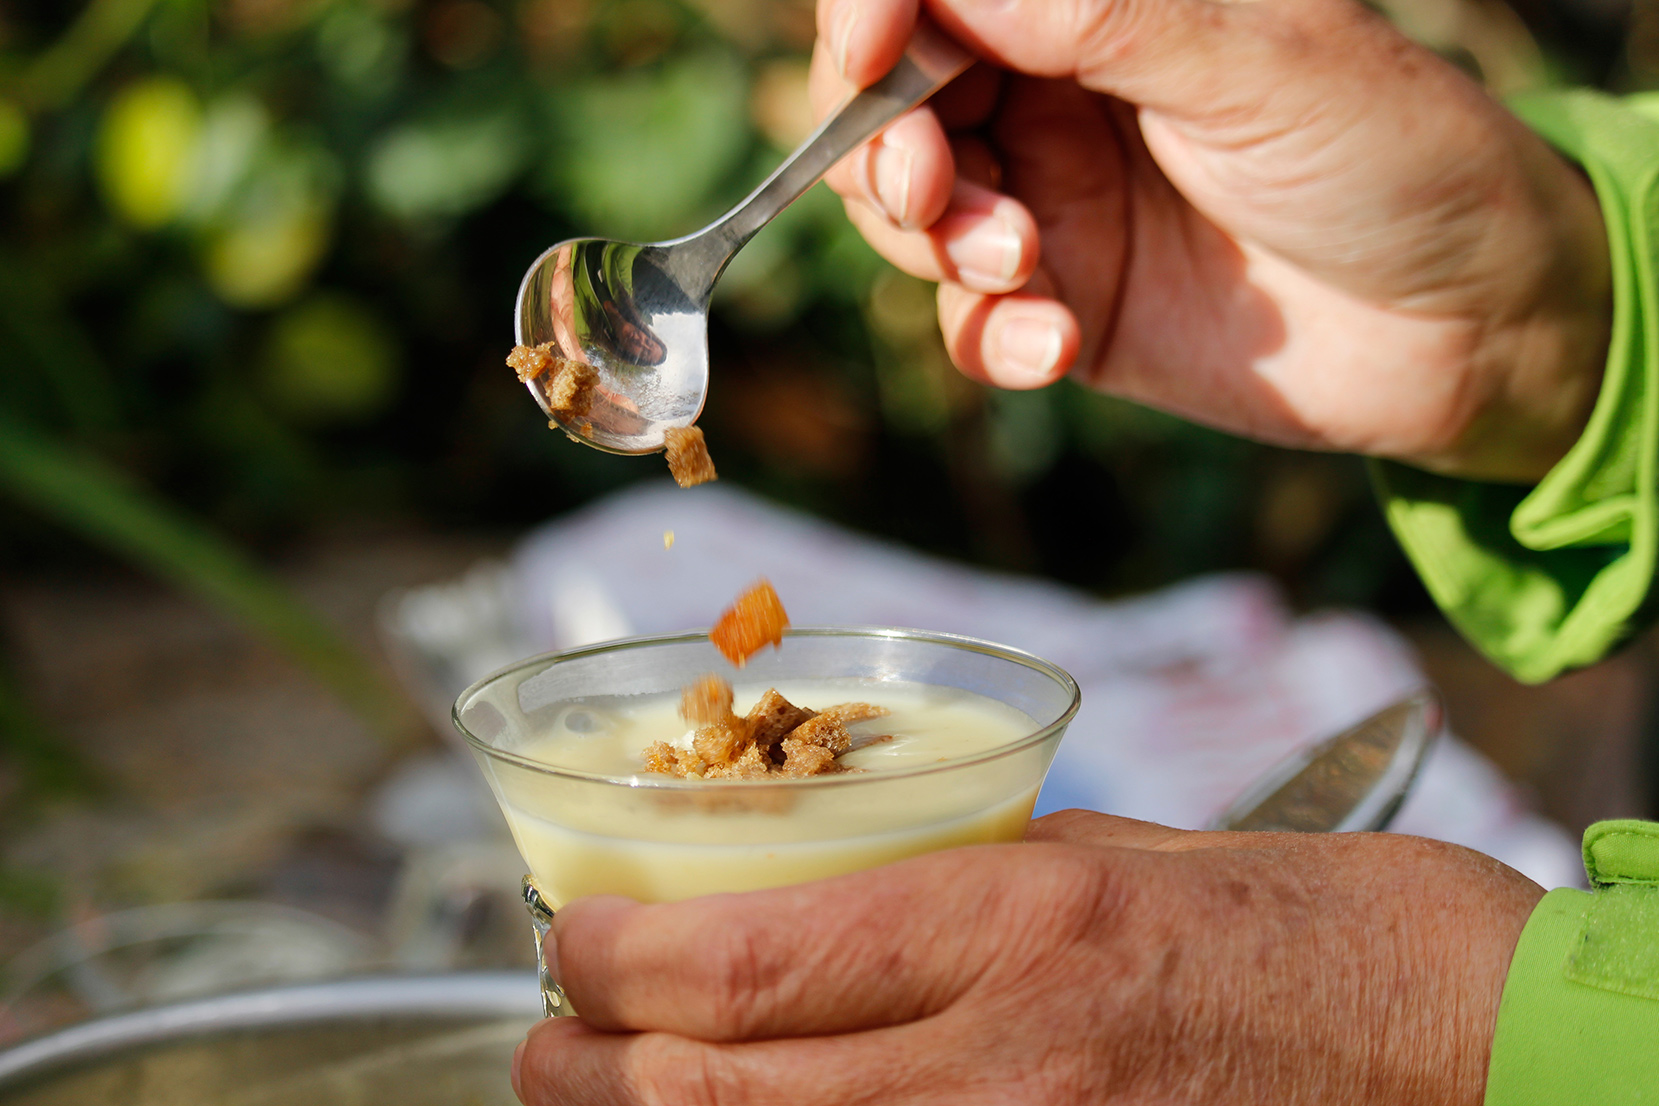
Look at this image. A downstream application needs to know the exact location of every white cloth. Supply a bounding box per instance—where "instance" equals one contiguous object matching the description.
[507,481,1584,889]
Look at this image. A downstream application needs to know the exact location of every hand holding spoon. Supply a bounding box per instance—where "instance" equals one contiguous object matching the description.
[513,21,973,454]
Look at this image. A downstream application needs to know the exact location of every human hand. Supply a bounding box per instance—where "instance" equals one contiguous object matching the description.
[810,0,1611,482]
[511,810,1544,1105]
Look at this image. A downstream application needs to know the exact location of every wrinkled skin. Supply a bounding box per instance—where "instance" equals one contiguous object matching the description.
[513,810,1543,1105]
[809,0,1610,482]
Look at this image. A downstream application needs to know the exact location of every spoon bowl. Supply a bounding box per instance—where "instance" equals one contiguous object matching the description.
[513,20,973,454]
[515,238,712,454]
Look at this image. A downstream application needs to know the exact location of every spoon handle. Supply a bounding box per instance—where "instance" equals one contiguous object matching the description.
[683,19,974,282]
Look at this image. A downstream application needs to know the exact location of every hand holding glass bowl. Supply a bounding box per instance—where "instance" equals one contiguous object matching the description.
[453,628,1080,1017]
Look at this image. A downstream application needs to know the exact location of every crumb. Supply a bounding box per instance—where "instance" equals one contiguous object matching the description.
[745,689,817,752]
[692,718,751,766]
[643,740,692,778]
[710,579,789,667]
[783,713,852,755]
[643,740,709,779]
[641,631,881,782]
[507,343,556,382]
[779,739,840,777]
[818,702,891,727]
[664,530,675,550]
[680,674,737,727]
[705,743,774,780]
[664,426,717,487]
[509,342,597,420]
[642,676,873,780]
[545,356,598,419]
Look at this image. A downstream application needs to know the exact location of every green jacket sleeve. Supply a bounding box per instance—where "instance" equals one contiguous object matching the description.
[1485,820,1659,1105]
[1367,92,1659,1101]
[1373,89,1659,684]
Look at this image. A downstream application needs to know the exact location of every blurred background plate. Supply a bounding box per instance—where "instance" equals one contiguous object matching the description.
[0,973,538,1106]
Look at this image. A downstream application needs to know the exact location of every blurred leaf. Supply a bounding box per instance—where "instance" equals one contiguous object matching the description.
[0,251,121,433]
[315,3,407,94]
[200,136,338,307]
[864,269,938,345]
[95,75,202,229]
[0,661,96,805]
[748,57,812,148]
[543,49,750,240]
[188,379,328,520]
[812,210,889,301]
[987,388,1060,485]
[183,95,270,222]
[262,293,399,424]
[366,106,529,221]
[0,415,418,749]
[22,0,162,111]
[425,0,508,70]
[1060,383,1193,455]
[712,179,840,328]
[0,100,30,178]
[202,205,330,307]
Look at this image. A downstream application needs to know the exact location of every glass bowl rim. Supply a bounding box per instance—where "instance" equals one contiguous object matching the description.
[452,626,1081,791]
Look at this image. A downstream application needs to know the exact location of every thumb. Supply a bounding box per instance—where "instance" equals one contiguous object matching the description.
[930,0,1381,123]
[822,0,1267,110]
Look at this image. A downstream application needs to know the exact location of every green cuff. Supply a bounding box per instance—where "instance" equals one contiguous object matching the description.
[1374,89,1659,683]
[1485,820,1659,1106]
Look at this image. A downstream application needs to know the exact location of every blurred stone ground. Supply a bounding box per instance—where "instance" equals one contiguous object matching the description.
[0,528,533,1041]
[0,528,1654,1038]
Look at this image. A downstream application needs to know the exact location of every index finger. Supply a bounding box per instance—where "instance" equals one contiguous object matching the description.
[817,0,917,88]
[551,843,1088,1040]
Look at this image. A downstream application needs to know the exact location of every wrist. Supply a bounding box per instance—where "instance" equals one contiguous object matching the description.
[1374,853,1543,1106]
[1407,117,1612,484]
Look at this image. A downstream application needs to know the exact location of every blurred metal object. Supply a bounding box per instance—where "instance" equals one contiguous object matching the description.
[514,18,973,454]
[0,973,538,1105]
[521,877,572,1019]
[0,902,384,1039]
[378,562,538,737]
[1211,691,1442,833]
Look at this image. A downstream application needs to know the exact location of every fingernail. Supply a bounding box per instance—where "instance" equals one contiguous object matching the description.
[511,1038,527,1102]
[831,2,860,79]
[944,219,1022,287]
[997,313,1064,383]
[862,141,914,227]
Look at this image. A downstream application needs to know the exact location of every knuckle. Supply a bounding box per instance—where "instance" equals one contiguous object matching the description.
[1023,847,1131,948]
[1074,0,1145,69]
[631,1036,744,1106]
[700,923,783,1039]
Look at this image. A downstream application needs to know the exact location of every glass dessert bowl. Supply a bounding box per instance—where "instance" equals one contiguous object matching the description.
[453,627,1080,1016]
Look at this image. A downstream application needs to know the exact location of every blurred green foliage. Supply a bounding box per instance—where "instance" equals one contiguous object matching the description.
[0,0,1645,773]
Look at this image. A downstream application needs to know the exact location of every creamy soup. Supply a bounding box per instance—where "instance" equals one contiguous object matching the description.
[480,679,1043,906]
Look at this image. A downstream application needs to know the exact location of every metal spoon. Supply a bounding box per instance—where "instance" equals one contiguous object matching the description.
[1210,690,1442,834]
[513,21,973,454]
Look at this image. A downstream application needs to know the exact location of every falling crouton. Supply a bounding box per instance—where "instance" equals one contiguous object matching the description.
[710,579,789,667]
[664,425,717,488]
